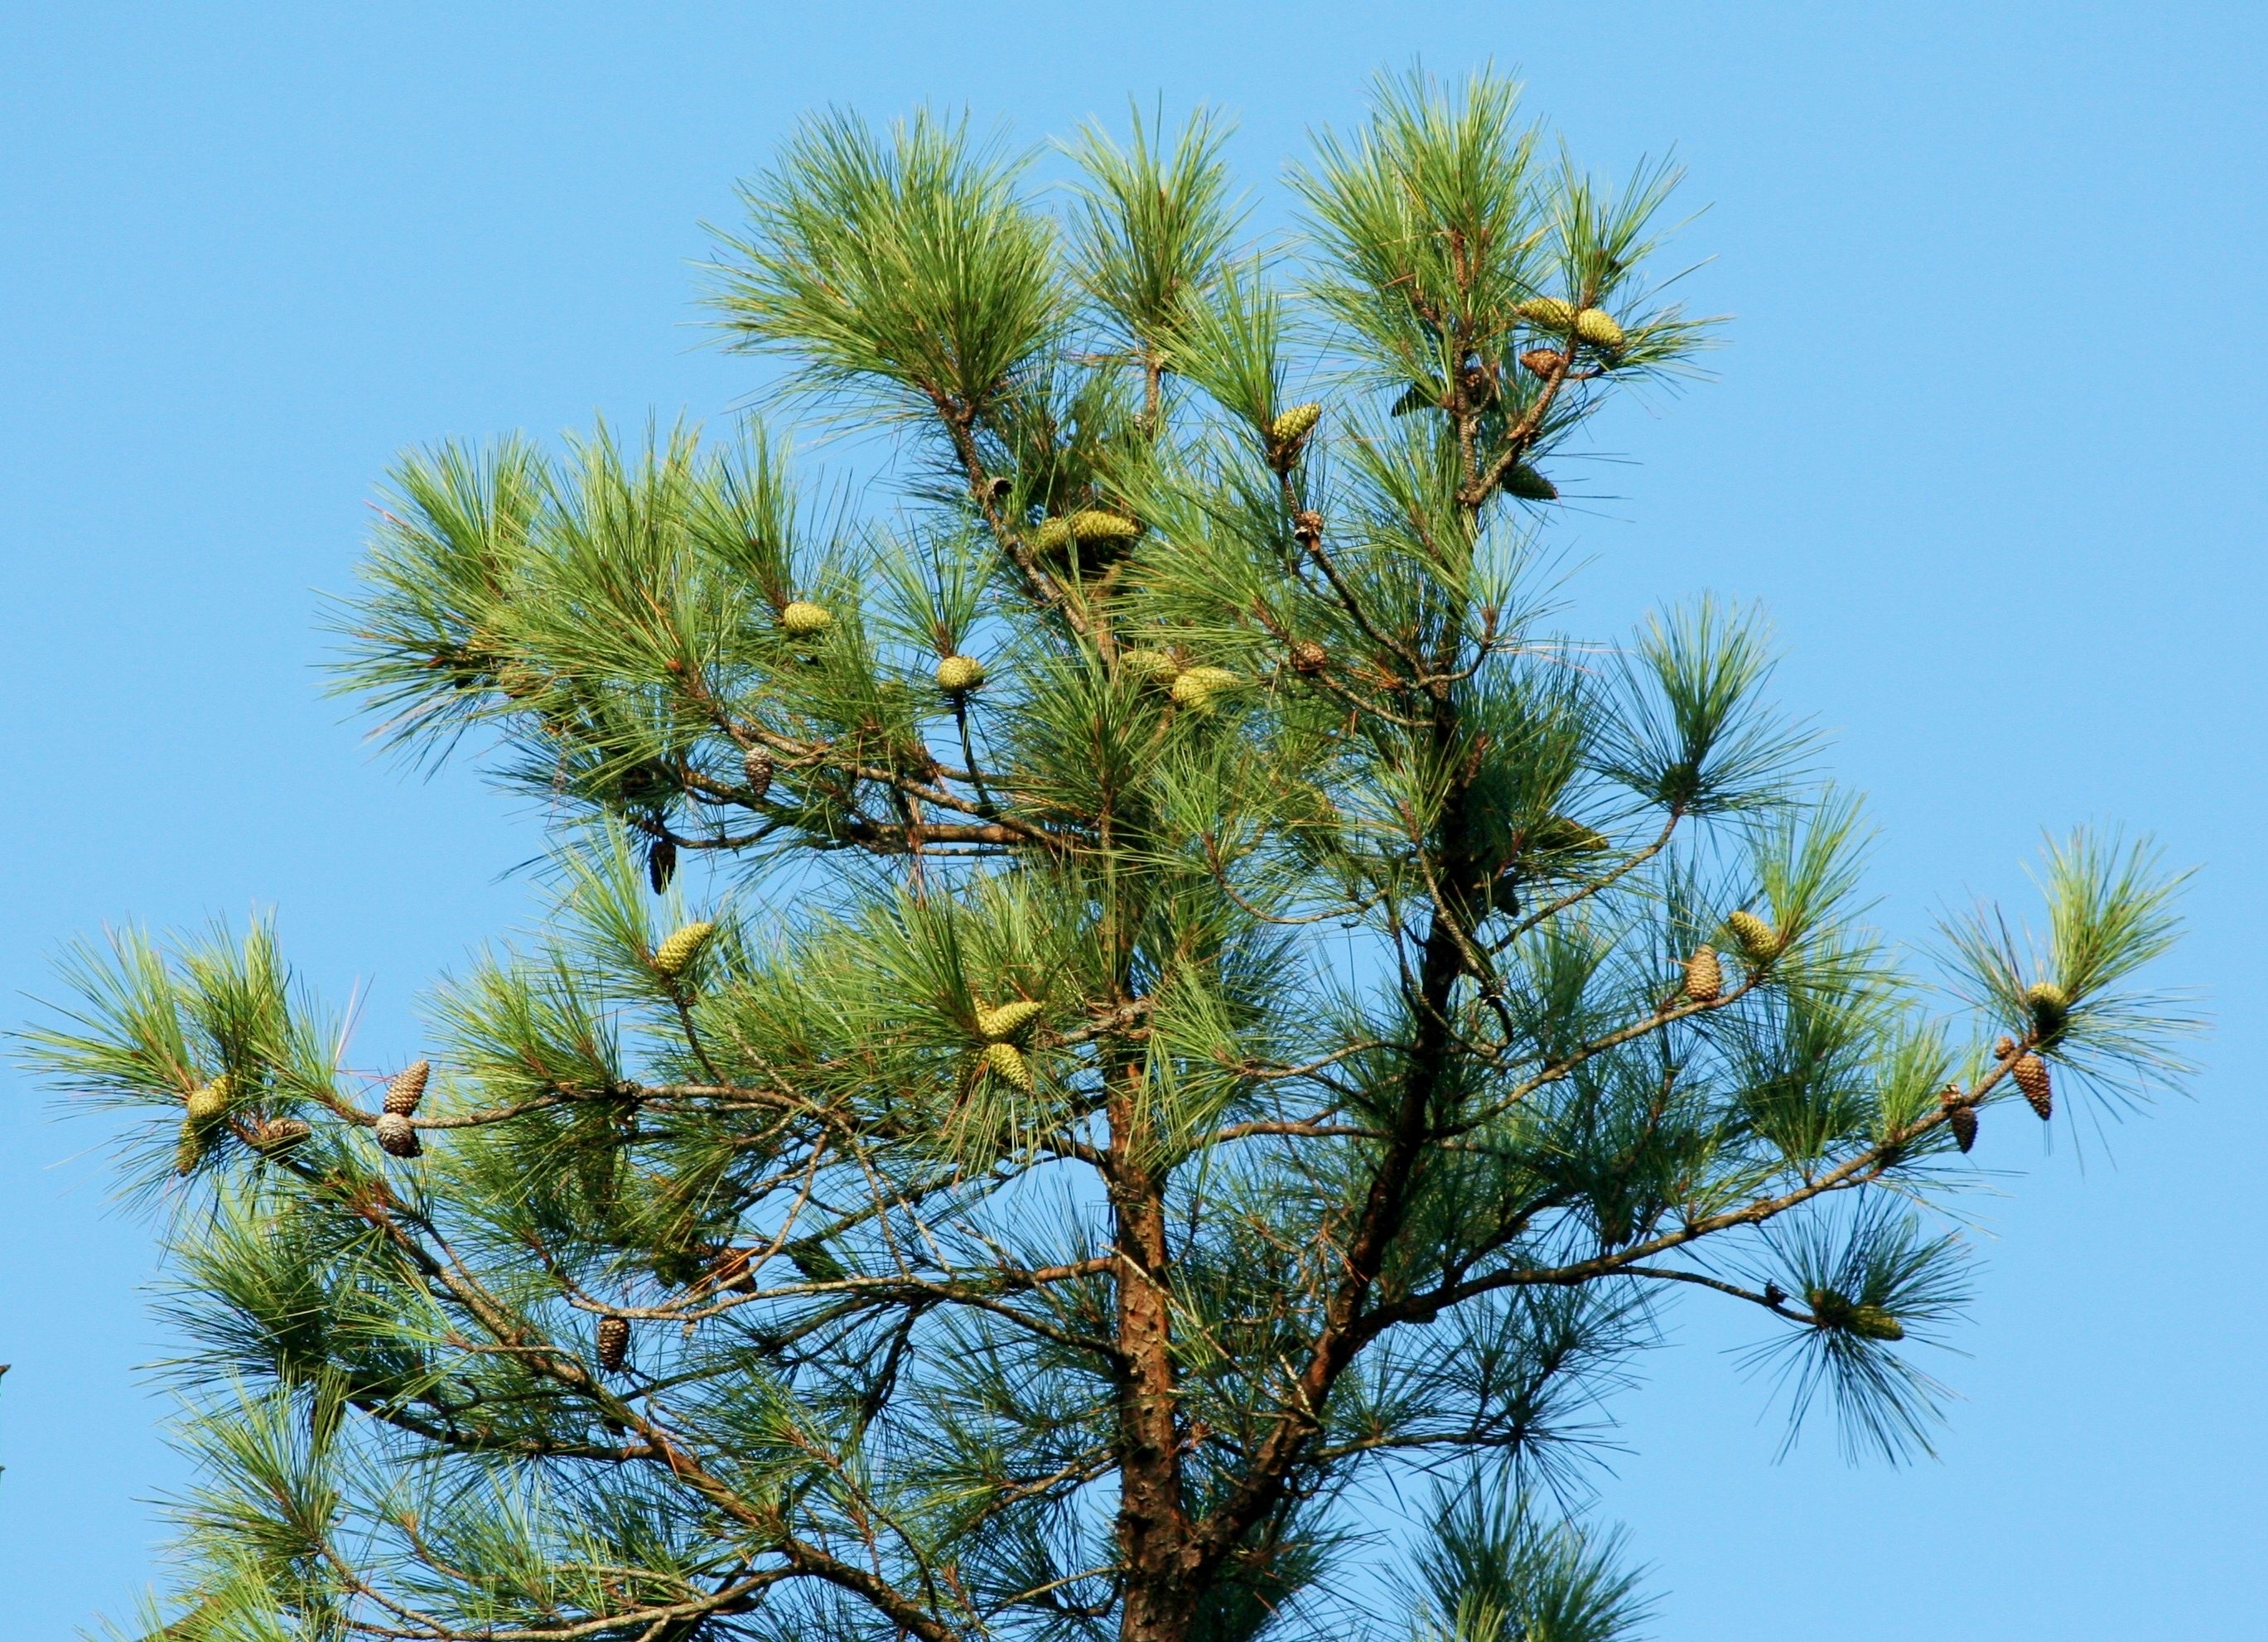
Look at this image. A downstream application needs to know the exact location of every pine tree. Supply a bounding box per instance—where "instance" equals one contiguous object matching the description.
[24,72,2201,1642]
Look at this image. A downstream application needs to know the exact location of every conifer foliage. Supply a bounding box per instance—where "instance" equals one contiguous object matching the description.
[27,72,2198,1642]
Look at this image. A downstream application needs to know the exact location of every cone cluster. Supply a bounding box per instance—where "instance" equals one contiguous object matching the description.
[2012,1053,2053,1121]
[779,601,833,637]
[654,921,717,980]
[385,1060,430,1117]
[1684,945,1724,1004]
[935,654,986,695]
[596,1315,630,1373]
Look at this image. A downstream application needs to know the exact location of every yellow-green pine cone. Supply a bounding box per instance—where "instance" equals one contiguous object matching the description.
[977,1000,1045,1041]
[2022,982,2070,1042]
[1574,307,1627,350]
[1727,910,1783,965]
[1513,297,1578,330]
[982,1040,1035,1092]
[779,601,833,637]
[1170,665,1241,712]
[1067,510,1141,543]
[374,1111,422,1159]
[1527,816,1610,855]
[2012,1053,2053,1120]
[1683,945,1724,1003]
[935,654,987,695]
[1031,518,1074,555]
[1269,401,1322,447]
[1850,1305,1905,1341]
[653,920,718,979]
[1122,648,1180,683]
[186,1074,233,1127]
[175,1119,203,1176]
[384,1060,430,1117]
[1501,463,1558,502]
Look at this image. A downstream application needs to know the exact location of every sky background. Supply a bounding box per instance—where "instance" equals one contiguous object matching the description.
[2,2,2263,1635]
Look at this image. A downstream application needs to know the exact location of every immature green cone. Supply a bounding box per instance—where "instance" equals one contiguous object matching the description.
[1850,1305,1905,1341]
[1574,307,1627,351]
[1500,463,1557,502]
[935,654,986,695]
[1683,945,1723,1003]
[2012,1053,2053,1120]
[653,920,717,979]
[2023,982,2070,1043]
[1513,297,1577,330]
[1031,518,1074,554]
[1727,909,1783,965]
[175,1119,203,1176]
[374,1112,422,1159]
[1170,666,1241,712]
[1122,648,1180,683]
[249,1117,312,1156]
[982,1040,1035,1092]
[976,1000,1044,1041]
[779,601,833,637]
[384,1060,429,1118]
[596,1315,630,1374]
[1527,815,1610,855]
[1067,510,1141,543]
[1269,401,1322,447]
[185,1074,233,1127]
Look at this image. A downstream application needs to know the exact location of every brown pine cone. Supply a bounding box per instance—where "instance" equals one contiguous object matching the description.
[646,833,677,894]
[596,1316,630,1373]
[1289,640,1329,674]
[1520,348,1566,379]
[1948,1103,1978,1154]
[384,1060,430,1117]
[1684,945,1723,1003]
[375,1112,422,1158]
[744,746,774,802]
[2012,1054,2053,1120]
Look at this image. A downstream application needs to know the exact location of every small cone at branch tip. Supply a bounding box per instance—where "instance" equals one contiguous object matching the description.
[596,1316,630,1374]
[1683,945,1724,1003]
[384,1060,430,1118]
[1994,1035,2017,1060]
[1169,667,1238,712]
[250,1117,312,1156]
[1726,909,1783,965]
[1574,307,1627,351]
[175,1120,203,1176]
[1031,518,1074,555]
[186,1074,233,1127]
[2012,1053,2053,1120]
[982,1040,1035,1092]
[1289,639,1329,675]
[743,746,774,801]
[653,921,717,979]
[1513,297,1578,330]
[935,654,986,695]
[1520,348,1566,379]
[1500,463,1557,501]
[976,1000,1044,1041]
[374,1112,422,1159]
[1122,648,1180,683]
[779,601,833,637]
[2023,982,2071,1040]
[1067,510,1141,543]
[646,833,677,895]
[1806,1286,1899,1338]
[1269,402,1322,447]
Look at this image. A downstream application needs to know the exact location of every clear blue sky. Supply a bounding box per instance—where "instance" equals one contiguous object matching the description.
[2,3,2261,1635]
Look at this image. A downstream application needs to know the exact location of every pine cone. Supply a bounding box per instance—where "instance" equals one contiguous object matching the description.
[1520,347,1566,379]
[982,1040,1035,1092]
[249,1117,312,1156]
[175,1120,203,1176]
[779,601,833,637]
[1031,518,1074,555]
[1269,402,1322,449]
[653,920,717,980]
[384,1060,430,1118]
[2023,982,2070,1043]
[1684,945,1724,1004]
[646,833,677,894]
[185,1074,233,1127]
[1289,640,1329,675]
[1291,509,1324,545]
[2012,1053,2053,1120]
[1122,648,1180,683]
[1170,666,1241,712]
[1850,1304,1904,1341]
[976,1000,1044,1041]
[743,746,774,802]
[1574,307,1627,351]
[1940,1086,1977,1153]
[1527,816,1609,855]
[935,654,986,695]
[1727,909,1783,966]
[375,1112,422,1159]
[1500,463,1557,501]
[1994,1035,2017,1060]
[1068,510,1141,543]
[596,1316,630,1373]
[1513,297,1577,331]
